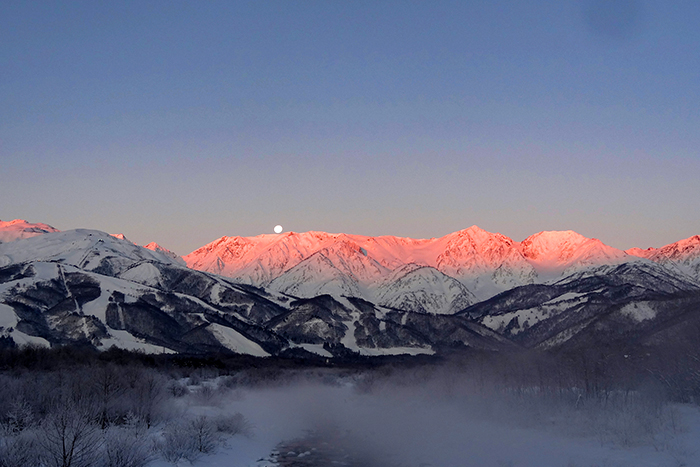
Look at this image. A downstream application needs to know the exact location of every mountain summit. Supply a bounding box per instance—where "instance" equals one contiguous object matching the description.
[0,219,59,243]
[183,227,636,305]
[520,230,628,278]
[627,235,700,280]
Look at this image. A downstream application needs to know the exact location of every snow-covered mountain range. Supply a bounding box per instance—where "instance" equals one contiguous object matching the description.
[2,219,700,358]
[0,225,510,357]
[185,226,700,311]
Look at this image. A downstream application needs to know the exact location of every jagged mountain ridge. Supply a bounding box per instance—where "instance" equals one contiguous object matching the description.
[4,219,700,317]
[184,226,665,309]
[627,235,700,281]
[143,241,187,266]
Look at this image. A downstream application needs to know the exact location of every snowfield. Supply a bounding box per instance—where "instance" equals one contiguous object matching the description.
[146,371,700,467]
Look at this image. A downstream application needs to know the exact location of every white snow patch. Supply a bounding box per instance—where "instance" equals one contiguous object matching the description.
[119,263,163,287]
[374,306,390,320]
[99,330,176,354]
[210,282,223,304]
[340,312,361,352]
[0,304,18,329]
[482,307,546,335]
[124,293,139,304]
[30,261,61,277]
[620,302,657,322]
[208,323,270,357]
[80,288,111,322]
[10,329,50,347]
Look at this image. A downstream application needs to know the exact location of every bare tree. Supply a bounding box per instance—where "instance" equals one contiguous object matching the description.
[189,415,219,455]
[93,364,128,429]
[102,425,155,467]
[131,370,165,429]
[158,420,199,463]
[37,398,102,467]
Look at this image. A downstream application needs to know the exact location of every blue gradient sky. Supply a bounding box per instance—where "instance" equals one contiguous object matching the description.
[2,0,699,255]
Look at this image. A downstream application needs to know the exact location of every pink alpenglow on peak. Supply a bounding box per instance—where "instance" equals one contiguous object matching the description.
[519,230,629,277]
[0,219,59,243]
[625,247,656,258]
[519,230,591,261]
[143,241,186,265]
[144,241,170,253]
[626,235,700,261]
[626,235,700,280]
[183,226,641,302]
[109,233,136,243]
[435,226,526,275]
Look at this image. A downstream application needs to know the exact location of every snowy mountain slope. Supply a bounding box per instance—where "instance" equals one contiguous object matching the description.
[0,225,189,268]
[0,219,59,243]
[627,235,700,281]
[0,258,284,355]
[520,230,629,278]
[268,253,364,299]
[434,226,538,299]
[351,234,437,269]
[553,260,700,293]
[0,229,178,271]
[460,261,700,349]
[185,231,343,282]
[316,237,390,283]
[263,294,514,355]
[0,231,294,354]
[435,226,529,276]
[143,241,186,266]
[373,265,476,314]
[267,239,390,298]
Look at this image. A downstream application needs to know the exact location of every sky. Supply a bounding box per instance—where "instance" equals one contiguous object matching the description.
[2,0,699,255]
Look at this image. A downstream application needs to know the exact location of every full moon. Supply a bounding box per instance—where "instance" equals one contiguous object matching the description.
[274,225,283,234]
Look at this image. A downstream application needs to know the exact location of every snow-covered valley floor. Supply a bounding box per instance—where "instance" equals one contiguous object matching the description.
[150,376,700,467]
[2,354,699,467]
